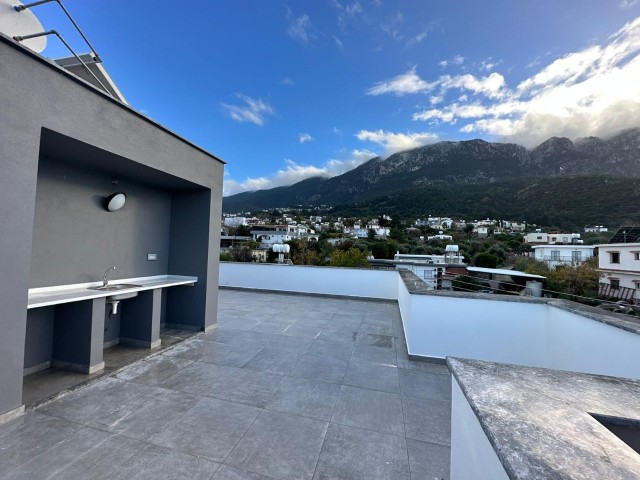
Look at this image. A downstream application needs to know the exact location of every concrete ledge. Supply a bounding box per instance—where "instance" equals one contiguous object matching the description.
[120,338,162,349]
[0,405,25,426]
[164,323,202,332]
[220,286,397,304]
[103,338,120,349]
[23,361,51,376]
[408,354,447,365]
[51,360,105,374]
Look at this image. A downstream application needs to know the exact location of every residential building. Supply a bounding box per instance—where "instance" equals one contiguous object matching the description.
[251,224,318,248]
[532,245,595,269]
[223,216,247,227]
[524,231,548,244]
[474,225,490,238]
[595,227,640,302]
[585,225,609,233]
[427,231,453,241]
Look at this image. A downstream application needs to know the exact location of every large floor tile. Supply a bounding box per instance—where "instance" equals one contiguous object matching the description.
[164,339,230,361]
[399,369,452,401]
[151,397,261,462]
[200,345,263,368]
[351,343,397,365]
[242,349,303,376]
[407,438,450,480]
[225,410,328,480]
[208,369,287,407]
[158,361,238,395]
[266,377,340,421]
[312,424,409,480]
[115,355,193,386]
[306,339,353,360]
[110,444,220,480]
[213,465,277,480]
[2,426,144,480]
[402,395,451,446]
[38,377,154,426]
[343,359,400,393]
[92,386,200,441]
[289,354,348,384]
[0,413,81,475]
[331,385,404,436]
[281,325,322,339]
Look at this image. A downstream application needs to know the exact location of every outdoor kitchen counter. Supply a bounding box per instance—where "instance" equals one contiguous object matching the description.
[448,357,640,480]
[27,275,197,309]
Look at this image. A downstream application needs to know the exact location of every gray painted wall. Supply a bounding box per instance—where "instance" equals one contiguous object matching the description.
[0,35,224,417]
[24,308,54,370]
[31,159,172,287]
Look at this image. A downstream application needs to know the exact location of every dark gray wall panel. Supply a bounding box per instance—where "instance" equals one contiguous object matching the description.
[30,159,171,287]
[24,308,54,369]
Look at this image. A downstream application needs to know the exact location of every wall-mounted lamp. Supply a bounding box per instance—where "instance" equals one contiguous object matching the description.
[105,192,126,212]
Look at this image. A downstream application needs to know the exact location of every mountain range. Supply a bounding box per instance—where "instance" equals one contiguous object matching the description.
[223,128,640,227]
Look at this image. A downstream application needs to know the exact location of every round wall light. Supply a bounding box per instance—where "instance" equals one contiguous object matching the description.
[105,192,126,212]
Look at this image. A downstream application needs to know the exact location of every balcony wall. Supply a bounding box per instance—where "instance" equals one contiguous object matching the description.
[219,262,398,300]
[219,263,640,380]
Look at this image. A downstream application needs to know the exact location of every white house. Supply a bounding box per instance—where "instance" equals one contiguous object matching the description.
[595,227,640,301]
[251,224,318,248]
[223,216,247,227]
[532,245,595,270]
[585,225,608,233]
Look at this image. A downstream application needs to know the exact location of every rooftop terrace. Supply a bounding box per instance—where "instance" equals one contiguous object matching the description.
[0,289,450,480]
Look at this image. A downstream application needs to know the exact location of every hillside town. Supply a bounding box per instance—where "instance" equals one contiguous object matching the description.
[221,210,639,312]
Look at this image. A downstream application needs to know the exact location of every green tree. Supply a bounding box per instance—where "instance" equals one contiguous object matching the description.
[473,252,499,268]
[330,248,370,268]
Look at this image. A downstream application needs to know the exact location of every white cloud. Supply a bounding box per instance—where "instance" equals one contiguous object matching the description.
[366,66,434,96]
[285,6,316,44]
[333,127,343,135]
[366,66,505,98]
[479,57,502,72]
[621,0,638,8]
[355,129,438,155]
[380,11,404,41]
[333,35,344,49]
[221,94,275,126]
[409,16,640,146]
[331,0,365,30]
[281,76,294,85]
[439,55,465,68]
[223,151,376,196]
[299,133,314,143]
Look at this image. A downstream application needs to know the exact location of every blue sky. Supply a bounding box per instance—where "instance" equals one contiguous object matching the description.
[29,0,640,195]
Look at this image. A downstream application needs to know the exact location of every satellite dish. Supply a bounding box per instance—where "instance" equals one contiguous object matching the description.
[0,0,47,52]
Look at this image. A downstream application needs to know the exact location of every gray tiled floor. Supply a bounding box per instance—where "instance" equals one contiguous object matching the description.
[1,289,451,480]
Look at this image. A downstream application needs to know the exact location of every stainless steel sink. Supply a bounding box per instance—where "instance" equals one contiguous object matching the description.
[88,284,142,291]
[88,284,142,302]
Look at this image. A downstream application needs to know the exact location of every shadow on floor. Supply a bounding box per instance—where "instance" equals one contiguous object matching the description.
[22,327,198,407]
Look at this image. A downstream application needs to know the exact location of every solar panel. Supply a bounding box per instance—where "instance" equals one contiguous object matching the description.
[607,227,640,244]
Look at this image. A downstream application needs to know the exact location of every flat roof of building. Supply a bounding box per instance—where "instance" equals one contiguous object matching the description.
[467,266,546,279]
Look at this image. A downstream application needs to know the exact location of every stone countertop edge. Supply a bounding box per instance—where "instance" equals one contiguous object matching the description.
[27,275,197,309]
[446,357,640,480]
[398,270,640,336]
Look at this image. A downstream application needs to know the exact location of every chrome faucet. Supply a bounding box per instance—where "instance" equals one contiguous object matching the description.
[103,266,116,287]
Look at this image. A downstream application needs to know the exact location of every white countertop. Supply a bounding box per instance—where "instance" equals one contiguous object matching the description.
[28,275,198,309]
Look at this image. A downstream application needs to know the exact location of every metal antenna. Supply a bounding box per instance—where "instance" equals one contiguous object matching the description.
[14,0,101,62]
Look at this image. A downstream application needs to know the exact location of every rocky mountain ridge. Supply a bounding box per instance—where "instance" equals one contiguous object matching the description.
[223,128,640,212]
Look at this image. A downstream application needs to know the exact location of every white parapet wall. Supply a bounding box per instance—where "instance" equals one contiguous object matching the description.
[219,262,399,300]
[219,263,640,380]
[400,276,640,380]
